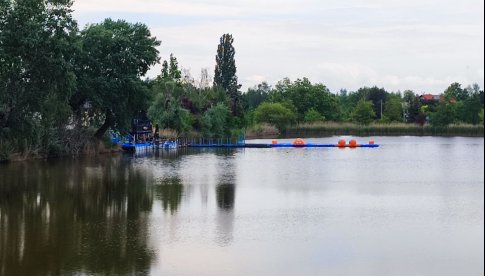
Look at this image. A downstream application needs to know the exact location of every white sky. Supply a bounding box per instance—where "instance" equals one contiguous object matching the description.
[72,0,484,94]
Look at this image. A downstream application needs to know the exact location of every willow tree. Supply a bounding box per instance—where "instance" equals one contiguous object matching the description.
[213,34,241,115]
[73,19,160,139]
[0,0,78,156]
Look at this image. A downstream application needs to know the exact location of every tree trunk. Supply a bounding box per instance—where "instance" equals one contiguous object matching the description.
[94,110,113,139]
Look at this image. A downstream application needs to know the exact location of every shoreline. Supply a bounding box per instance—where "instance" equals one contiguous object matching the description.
[246,123,484,139]
[2,128,483,163]
[246,132,484,140]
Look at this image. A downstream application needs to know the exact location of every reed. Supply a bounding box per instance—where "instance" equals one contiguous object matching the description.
[282,122,484,137]
[245,123,280,139]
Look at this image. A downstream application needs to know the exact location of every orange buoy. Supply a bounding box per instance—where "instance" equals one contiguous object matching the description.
[349,139,357,148]
[272,140,278,144]
[369,140,375,145]
[292,138,305,146]
[337,139,346,147]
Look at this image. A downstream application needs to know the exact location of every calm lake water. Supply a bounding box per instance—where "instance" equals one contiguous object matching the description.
[1,136,484,276]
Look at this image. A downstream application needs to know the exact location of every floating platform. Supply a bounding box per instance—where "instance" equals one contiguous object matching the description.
[121,141,178,152]
[188,143,378,148]
[121,142,153,153]
[188,139,379,148]
[188,143,269,148]
[121,139,379,152]
[269,143,378,148]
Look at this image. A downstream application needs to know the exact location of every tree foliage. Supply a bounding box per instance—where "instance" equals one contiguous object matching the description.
[253,102,296,131]
[455,93,482,125]
[148,93,192,136]
[268,78,340,121]
[1,0,78,156]
[213,34,240,115]
[444,82,467,101]
[430,102,456,127]
[383,94,403,122]
[352,100,375,125]
[200,103,231,138]
[355,86,387,119]
[402,90,421,123]
[242,82,270,110]
[304,108,323,123]
[73,19,160,138]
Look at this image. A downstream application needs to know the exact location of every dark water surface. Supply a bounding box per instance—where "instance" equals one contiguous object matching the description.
[1,136,483,275]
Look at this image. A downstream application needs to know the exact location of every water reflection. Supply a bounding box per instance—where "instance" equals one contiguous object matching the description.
[154,177,183,214]
[2,137,481,275]
[216,184,235,210]
[0,157,155,276]
[215,154,236,246]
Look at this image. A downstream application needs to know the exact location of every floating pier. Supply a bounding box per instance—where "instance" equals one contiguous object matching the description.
[188,138,379,148]
[119,138,379,152]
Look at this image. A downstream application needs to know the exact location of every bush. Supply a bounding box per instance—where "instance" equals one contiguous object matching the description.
[430,102,456,127]
[254,102,297,131]
[200,103,231,138]
[352,100,376,125]
[304,108,324,123]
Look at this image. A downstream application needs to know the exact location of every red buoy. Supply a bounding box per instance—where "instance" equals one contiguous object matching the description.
[337,139,346,147]
[292,138,305,146]
[349,139,357,148]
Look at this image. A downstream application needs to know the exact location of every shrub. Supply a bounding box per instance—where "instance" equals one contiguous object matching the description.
[254,102,297,131]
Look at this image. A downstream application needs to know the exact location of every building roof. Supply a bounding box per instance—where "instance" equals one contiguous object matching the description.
[419,94,442,102]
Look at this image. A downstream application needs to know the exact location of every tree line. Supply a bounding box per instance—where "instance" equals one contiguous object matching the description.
[1,0,483,161]
[1,0,161,159]
[243,80,484,130]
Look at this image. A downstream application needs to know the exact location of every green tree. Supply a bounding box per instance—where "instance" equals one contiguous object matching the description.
[148,93,192,136]
[73,19,160,139]
[200,103,231,138]
[157,54,181,82]
[456,93,482,124]
[402,90,421,123]
[242,82,270,110]
[444,82,468,101]
[352,100,376,125]
[168,53,181,81]
[336,88,357,122]
[268,78,340,121]
[213,34,240,115]
[304,108,323,123]
[0,0,78,156]
[160,60,169,80]
[430,102,456,127]
[355,86,388,119]
[253,102,296,131]
[383,94,403,122]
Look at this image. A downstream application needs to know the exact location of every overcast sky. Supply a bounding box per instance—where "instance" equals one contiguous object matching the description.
[72,0,484,94]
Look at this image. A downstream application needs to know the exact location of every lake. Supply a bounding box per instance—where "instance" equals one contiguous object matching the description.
[0,136,483,275]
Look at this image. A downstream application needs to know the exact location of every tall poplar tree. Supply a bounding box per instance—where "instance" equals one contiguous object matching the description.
[169,53,181,81]
[213,34,241,115]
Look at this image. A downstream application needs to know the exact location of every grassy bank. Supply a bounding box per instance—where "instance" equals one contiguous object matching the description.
[281,122,484,138]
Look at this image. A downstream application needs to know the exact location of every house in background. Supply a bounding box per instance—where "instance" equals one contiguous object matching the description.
[419,94,442,104]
